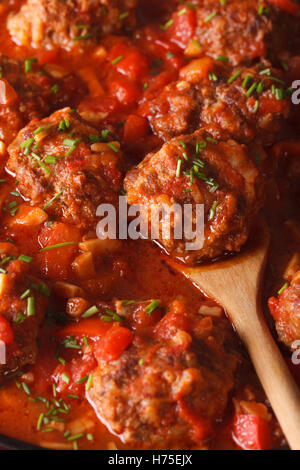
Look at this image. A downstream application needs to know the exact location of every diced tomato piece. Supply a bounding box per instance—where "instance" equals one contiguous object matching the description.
[56,318,112,339]
[38,223,81,280]
[109,43,149,81]
[109,77,141,106]
[123,114,149,144]
[0,315,14,344]
[95,324,133,362]
[166,8,197,49]
[178,399,214,441]
[266,0,300,15]
[154,312,190,340]
[233,414,272,450]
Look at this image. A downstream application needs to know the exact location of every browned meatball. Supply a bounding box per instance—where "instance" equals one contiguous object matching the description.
[7,0,137,51]
[7,108,123,230]
[124,129,264,264]
[144,59,290,145]
[87,299,238,449]
[269,271,300,348]
[0,251,48,382]
[0,54,86,144]
[166,0,300,65]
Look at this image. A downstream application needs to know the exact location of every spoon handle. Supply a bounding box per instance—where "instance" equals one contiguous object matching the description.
[229,294,300,450]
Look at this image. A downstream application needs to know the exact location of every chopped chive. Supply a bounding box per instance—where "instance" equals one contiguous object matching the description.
[73,33,92,41]
[119,11,129,20]
[259,68,271,76]
[24,57,38,73]
[209,201,218,221]
[61,373,70,384]
[275,87,284,100]
[108,142,119,152]
[207,137,218,144]
[37,413,44,431]
[67,433,84,442]
[196,141,207,152]
[176,158,183,178]
[208,71,218,81]
[253,100,259,113]
[82,305,99,319]
[256,80,264,93]
[216,55,229,63]
[86,433,94,441]
[20,289,31,300]
[15,312,26,324]
[246,81,257,97]
[21,382,31,395]
[43,189,64,210]
[122,300,135,306]
[160,19,174,30]
[50,84,59,94]
[77,375,88,385]
[242,74,253,89]
[85,374,93,391]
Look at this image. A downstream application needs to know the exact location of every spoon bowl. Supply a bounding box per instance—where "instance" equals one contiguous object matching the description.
[171,217,300,450]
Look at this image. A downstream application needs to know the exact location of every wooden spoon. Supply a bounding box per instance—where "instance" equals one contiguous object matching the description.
[172,217,300,450]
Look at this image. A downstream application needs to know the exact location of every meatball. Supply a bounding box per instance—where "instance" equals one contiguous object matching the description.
[145,59,290,144]
[166,0,300,65]
[269,271,300,348]
[0,253,48,382]
[7,108,123,230]
[7,0,137,51]
[0,54,86,144]
[87,299,238,449]
[124,129,264,264]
